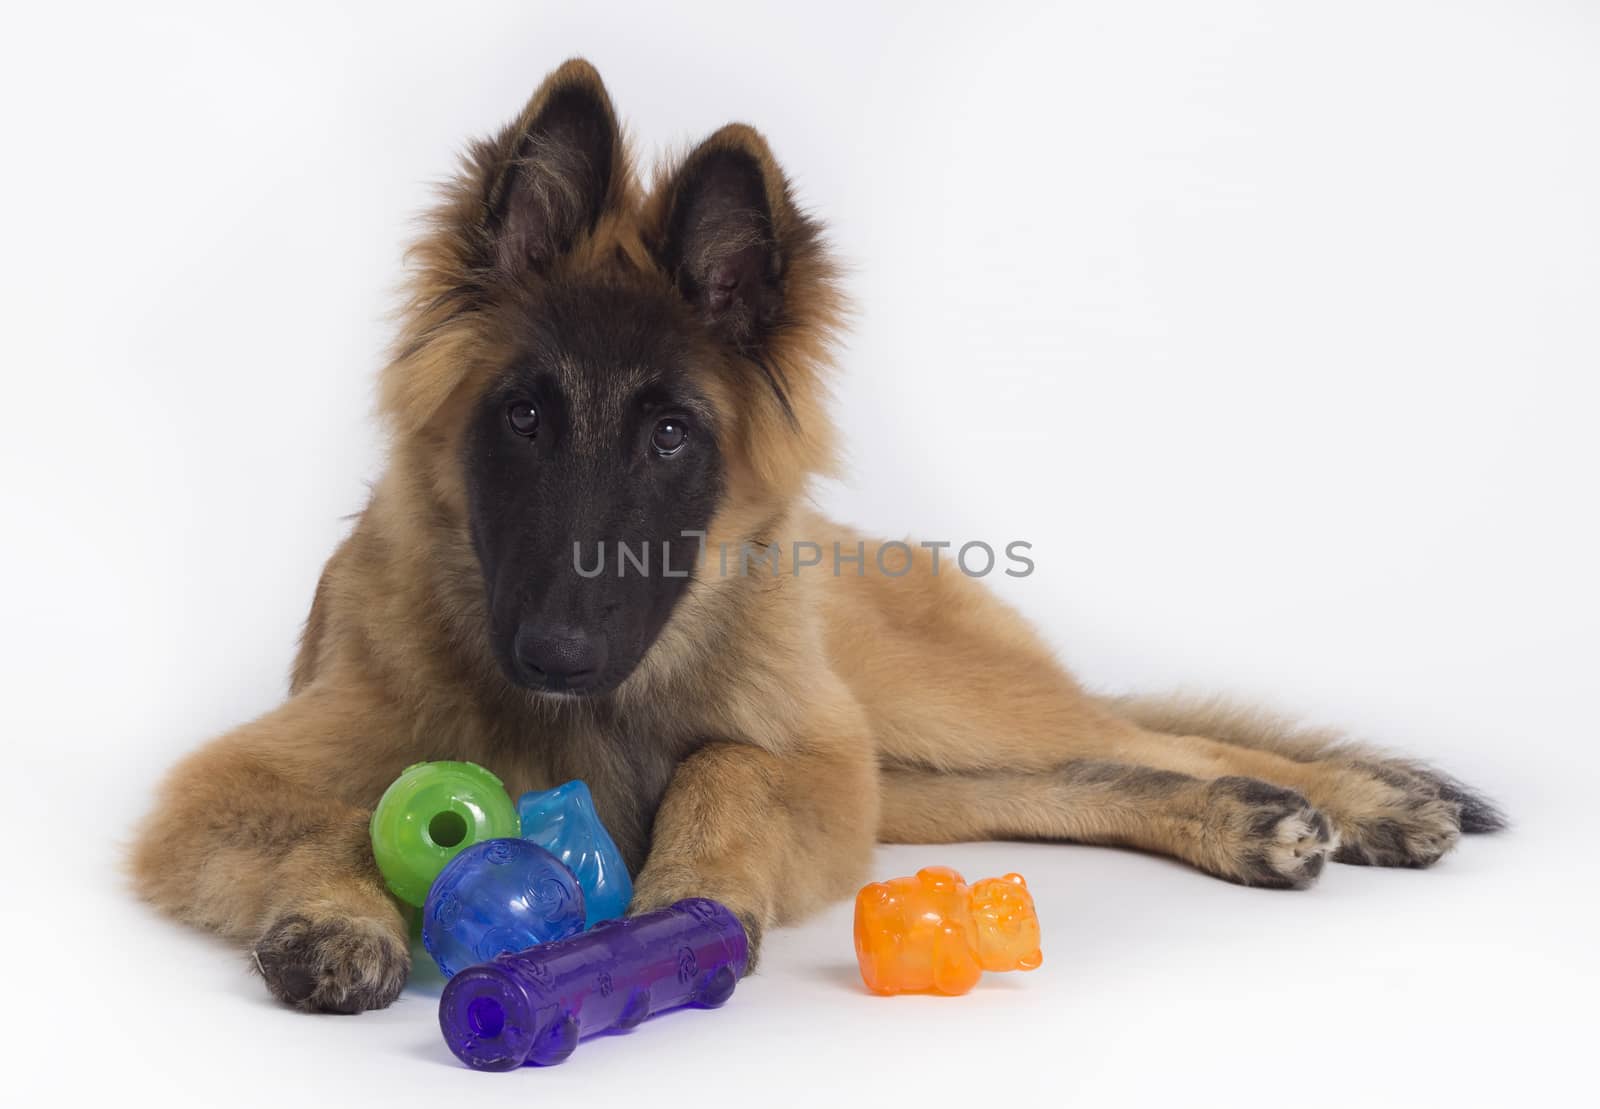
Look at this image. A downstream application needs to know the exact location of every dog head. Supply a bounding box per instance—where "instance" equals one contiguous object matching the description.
[380,60,842,696]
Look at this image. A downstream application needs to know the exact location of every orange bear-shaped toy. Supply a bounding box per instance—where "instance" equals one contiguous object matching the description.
[853,867,1042,995]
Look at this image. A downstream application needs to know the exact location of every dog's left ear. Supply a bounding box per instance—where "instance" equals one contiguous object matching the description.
[644,123,843,488]
[647,125,810,358]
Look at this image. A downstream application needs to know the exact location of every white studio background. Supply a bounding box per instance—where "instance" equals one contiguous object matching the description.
[1,2,1595,1106]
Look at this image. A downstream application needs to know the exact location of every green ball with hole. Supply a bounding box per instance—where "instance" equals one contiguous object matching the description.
[370,761,520,906]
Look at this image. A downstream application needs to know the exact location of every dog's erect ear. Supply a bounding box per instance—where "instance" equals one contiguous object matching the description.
[649,125,804,358]
[381,59,630,436]
[642,124,843,487]
[479,58,623,273]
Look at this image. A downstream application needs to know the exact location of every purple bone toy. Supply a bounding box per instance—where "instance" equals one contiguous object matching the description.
[439,897,748,1070]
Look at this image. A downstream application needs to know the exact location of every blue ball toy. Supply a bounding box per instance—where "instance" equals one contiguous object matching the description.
[422,838,586,978]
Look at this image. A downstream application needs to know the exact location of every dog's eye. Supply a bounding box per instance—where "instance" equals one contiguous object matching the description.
[651,418,688,457]
[507,402,540,438]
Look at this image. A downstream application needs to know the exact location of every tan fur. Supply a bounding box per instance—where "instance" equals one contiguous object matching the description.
[130,59,1497,1012]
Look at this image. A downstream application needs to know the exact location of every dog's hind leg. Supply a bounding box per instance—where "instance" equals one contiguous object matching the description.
[879,760,1336,889]
[1097,692,1505,864]
[1101,692,1506,834]
[825,541,1491,872]
[877,689,1469,872]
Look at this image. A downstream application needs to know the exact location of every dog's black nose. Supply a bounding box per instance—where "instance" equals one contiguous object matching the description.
[513,624,607,691]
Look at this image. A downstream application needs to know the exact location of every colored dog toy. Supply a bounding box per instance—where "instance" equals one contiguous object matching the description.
[518,780,633,927]
[854,867,1042,995]
[439,898,748,1070]
[369,761,520,906]
[422,838,588,978]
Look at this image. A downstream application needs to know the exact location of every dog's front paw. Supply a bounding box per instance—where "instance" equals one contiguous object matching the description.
[629,872,766,974]
[1203,776,1337,890]
[253,911,409,1013]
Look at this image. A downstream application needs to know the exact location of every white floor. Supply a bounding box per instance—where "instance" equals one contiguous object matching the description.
[14,771,1590,1108]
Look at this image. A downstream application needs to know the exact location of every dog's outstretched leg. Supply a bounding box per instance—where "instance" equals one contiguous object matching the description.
[129,687,418,1012]
[630,720,880,972]
[827,539,1500,875]
[881,760,1336,889]
[1103,693,1506,864]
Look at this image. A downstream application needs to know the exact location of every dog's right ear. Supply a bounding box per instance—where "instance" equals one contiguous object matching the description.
[474,58,625,275]
[383,59,629,436]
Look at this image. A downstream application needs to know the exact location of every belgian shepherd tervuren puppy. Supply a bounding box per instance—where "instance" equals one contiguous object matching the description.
[132,58,1502,1013]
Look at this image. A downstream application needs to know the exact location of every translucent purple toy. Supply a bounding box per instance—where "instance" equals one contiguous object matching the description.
[439,898,749,1070]
[422,838,587,978]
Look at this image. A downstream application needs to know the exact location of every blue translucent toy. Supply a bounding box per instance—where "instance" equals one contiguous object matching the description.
[518,781,633,928]
[439,898,749,1070]
[422,839,587,978]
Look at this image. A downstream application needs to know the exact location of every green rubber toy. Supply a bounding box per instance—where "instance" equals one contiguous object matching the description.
[369,760,519,906]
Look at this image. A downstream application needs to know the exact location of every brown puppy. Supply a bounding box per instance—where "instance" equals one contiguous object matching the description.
[131,59,1502,1013]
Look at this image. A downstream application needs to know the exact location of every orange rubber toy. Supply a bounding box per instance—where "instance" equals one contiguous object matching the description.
[853,866,1042,995]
